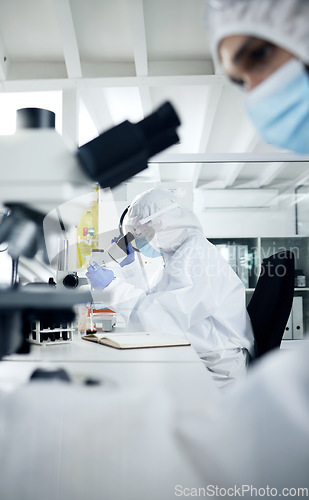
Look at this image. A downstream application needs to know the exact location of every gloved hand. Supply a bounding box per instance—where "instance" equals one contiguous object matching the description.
[86,262,115,290]
[111,235,135,267]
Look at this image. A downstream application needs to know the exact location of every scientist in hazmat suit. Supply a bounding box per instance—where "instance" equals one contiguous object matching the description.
[170,0,309,493]
[86,187,254,388]
[205,0,309,155]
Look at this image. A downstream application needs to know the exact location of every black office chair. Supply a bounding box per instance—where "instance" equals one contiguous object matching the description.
[247,250,295,361]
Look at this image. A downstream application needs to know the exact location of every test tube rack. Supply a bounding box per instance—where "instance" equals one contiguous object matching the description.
[29,320,74,345]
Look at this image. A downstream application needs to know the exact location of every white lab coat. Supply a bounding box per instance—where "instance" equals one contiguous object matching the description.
[0,384,207,500]
[93,188,254,388]
[176,339,309,494]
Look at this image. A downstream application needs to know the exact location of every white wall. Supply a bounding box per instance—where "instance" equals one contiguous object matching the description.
[194,188,296,237]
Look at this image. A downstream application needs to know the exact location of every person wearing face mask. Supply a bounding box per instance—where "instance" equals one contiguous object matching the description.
[171,0,309,490]
[86,186,254,389]
[205,0,309,155]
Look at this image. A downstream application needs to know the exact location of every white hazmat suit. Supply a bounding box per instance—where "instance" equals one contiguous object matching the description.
[92,187,254,388]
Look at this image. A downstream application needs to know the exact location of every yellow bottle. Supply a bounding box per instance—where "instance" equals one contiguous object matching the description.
[76,189,99,269]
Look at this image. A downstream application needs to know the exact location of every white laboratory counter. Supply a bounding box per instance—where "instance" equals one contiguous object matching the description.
[0,329,219,500]
[0,332,214,409]
[4,329,202,363]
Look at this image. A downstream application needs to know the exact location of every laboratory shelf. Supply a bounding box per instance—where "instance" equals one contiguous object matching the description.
[209,235,309,342]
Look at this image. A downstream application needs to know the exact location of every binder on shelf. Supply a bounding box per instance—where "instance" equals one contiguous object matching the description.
[236,245,249,289]
[282,312,293,340]
[216,244,237,274]
[292,296,304,340]
[216,243,249,287]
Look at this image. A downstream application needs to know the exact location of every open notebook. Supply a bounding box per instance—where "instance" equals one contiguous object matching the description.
[82,332,191,350]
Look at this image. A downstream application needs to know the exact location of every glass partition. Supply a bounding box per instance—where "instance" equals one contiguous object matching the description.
[144,157,309,341]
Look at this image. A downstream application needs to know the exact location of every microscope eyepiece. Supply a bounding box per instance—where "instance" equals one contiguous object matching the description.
[77,101,181,189]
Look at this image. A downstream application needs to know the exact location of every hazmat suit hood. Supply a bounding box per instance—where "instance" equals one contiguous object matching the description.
[125,187,202,254]
[204,0,309,68]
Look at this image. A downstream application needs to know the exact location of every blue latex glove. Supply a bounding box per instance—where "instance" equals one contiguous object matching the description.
[111,235,135,267]
[86,262,115,290]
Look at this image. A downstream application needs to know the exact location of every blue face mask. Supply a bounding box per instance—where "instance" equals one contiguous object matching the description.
[135,237,162,258]
[244,58,309,155]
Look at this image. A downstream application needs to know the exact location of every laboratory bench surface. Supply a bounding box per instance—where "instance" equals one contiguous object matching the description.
[4,330,202,363]
[0,330,217,411]
[2,331,305,395]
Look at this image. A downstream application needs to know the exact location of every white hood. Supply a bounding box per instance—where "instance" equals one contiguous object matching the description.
[204,0,309,68]
[126,187,202,254]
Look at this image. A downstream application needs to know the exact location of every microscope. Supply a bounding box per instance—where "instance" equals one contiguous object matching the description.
[0,103,181,359]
